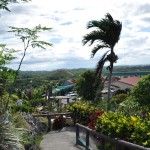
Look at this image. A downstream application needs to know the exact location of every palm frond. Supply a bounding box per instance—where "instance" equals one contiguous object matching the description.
[83,13,122,49]
[87,20,101,29]
[91,44,110,58]
[95,51,109,78]
[105,13,114,22]
[82,31,100,45]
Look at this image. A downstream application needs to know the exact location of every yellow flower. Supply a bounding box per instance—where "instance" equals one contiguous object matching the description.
[131,116,137,122]
[147,132,150,135]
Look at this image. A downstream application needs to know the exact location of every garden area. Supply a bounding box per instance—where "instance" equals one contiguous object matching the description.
[0,1,150,150]
[66,74,150,149]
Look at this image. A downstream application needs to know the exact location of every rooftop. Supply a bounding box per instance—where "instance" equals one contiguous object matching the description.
[118,76,141,86]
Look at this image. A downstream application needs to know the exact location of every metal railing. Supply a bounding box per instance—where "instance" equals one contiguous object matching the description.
[76,123,150,150]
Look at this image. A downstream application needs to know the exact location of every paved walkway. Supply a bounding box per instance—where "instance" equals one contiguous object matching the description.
[40,126,97,150]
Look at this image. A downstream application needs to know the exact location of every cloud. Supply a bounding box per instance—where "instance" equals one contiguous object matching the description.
[1,0,150,71]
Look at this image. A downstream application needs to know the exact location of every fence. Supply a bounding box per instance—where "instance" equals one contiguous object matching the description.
[33,112,74,131]
[76,123,150,150]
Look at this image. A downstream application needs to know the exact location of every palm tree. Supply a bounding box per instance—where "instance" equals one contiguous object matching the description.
[82,13,122,109]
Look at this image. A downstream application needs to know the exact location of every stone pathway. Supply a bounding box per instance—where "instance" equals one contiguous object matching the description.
[40,126,97,150]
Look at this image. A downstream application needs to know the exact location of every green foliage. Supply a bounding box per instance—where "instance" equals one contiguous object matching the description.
[0,113,25,150]
[117,96,141,117]
[29,98,46,107]
[0,45,17,97]
[131,74,150,108]
[76,70,102,101]
[110,93,128,110]
[11,112,42,149]
[11,94,19,101]
[11,104,33,113]
[130,115,150,147]
[0,0,31,12]
[96,112,132,139]
[12,112,29,129]
[111,93,128,104]
[9,25,52,49]
[67,101,97,125]
[8,25,52,77]
[95,112,150,147]
[82,13,122,110]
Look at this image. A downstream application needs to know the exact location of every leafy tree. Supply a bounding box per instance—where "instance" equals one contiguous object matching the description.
[76,70,102,101]
[131,74,150,108]
[9,24,52,77]
[82,13,122,109]
[4,25,53,108]
[0,44,17,99]
[110,93,128,110]
[0,0,31,12]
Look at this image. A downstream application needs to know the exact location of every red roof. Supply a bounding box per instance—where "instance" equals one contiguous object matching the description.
[118,76,141,86]
[67,79,76,83]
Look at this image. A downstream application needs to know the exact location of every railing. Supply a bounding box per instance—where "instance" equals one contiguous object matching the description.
[33,112,74,131]
[76,123,150,150]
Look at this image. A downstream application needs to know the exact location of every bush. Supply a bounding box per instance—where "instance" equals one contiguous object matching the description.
[88,110,104,130]
[67,101,97,125]
[29,98,46,107]
[95,112,150,147]
[110,94,128,111]
[52,116,65,130]
[131,74,150,108]
[11,104,33,113]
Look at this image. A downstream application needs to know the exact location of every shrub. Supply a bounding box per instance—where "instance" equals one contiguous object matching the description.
[52,116,65,130]
[29,98,46,107]
[11,104,33,113]
[88,110,104,130]
[67,101,97,125]
[131,74,150,108]
[95,112,150,147]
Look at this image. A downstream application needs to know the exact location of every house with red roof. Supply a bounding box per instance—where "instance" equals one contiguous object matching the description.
[102,76,141,99]
[112,76,141,89]
[61,79,76,86]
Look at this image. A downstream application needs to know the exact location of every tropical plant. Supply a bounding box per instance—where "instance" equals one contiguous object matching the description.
[117,96,141,117]
[0,44,17,100]
[95,112,150,147]
[82,13,122,110]
[67,101,97,125]
[131,74,150,108]
[76,70,102,101]
[110,93,128,111]
[9,24,53,82]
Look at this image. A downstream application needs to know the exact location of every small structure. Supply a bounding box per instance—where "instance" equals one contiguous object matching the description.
[102,76,141,99]
[49,96,71,111]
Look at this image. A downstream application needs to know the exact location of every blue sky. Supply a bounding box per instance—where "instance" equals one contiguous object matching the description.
[1,0,150,71]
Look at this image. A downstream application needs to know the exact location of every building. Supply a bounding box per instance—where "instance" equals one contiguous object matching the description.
[102,76,141,99]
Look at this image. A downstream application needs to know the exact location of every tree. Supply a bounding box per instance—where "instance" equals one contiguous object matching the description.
[3,24,53,109]
[76,70,101,101]
[0,44,17,100]
[131,74,150,108]
[0,0,31,12]
[82,13,122,109]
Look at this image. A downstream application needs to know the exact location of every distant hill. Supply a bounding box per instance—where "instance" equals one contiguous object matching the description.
[15,66,150,89]
[19,65,150,79]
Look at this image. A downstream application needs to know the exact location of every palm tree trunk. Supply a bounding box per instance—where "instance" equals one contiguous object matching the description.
[107,67,113,111]
[107,48,114,111]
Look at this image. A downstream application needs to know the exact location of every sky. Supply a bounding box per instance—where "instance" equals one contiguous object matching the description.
[1,0,150,71]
